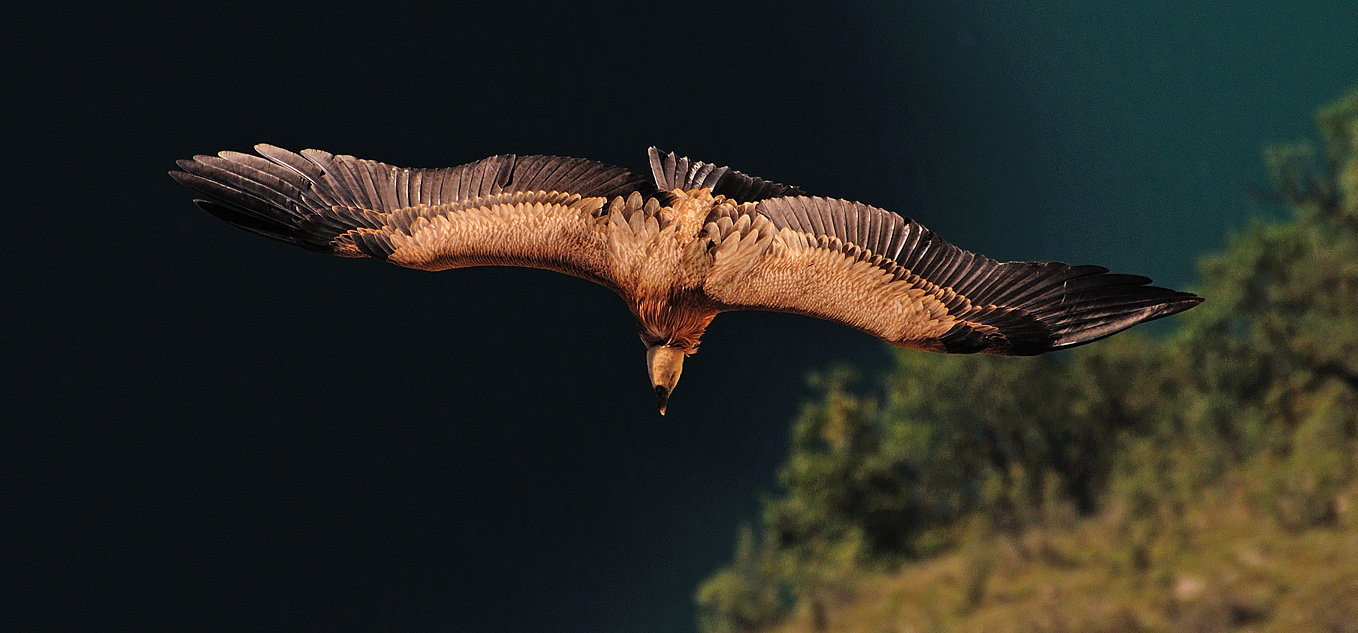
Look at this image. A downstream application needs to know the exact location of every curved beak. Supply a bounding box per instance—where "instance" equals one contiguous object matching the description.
[655,385,670,415]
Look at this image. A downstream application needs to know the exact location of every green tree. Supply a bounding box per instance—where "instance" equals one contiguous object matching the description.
[695,525,787,633]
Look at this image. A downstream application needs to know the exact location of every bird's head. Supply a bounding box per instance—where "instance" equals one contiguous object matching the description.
[646,345,688,415]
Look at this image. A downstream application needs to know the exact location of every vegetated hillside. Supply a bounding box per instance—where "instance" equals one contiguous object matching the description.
[696,88,1358,633]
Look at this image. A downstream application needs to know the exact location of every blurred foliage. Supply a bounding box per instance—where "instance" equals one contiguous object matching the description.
[696,87,1358,633]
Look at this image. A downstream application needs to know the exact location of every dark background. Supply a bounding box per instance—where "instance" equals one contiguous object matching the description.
[3,2,1353,631]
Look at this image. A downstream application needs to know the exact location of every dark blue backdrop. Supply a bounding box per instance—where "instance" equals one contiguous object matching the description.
[3,1,1353,631]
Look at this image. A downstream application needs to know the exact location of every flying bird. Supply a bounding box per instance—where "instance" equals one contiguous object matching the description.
[171,145,1202,414]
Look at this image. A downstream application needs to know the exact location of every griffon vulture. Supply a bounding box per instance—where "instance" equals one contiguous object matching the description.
[171,146,1202,413]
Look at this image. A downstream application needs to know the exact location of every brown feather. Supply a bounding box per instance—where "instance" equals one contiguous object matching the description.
[709,196,1201,354]
[172,145,1203,407]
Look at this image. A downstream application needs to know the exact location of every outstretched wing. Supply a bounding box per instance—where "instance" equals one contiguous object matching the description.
[701,196,1202,355]
[648,148,805,202]
[170,145,666,290]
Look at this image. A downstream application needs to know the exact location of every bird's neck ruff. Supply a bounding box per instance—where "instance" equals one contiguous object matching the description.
[634,294,717,353]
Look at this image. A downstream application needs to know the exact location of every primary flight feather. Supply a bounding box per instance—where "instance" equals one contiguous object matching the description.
[171,145,1202,413]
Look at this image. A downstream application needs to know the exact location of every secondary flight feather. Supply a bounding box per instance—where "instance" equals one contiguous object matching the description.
[171,145,1202,413]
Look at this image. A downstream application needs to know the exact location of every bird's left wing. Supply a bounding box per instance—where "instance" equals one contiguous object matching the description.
[171,145,666,291]
[701,196,1202,355]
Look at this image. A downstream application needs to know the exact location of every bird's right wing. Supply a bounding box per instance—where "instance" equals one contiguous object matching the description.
[701,196,1202,355]
[170,145,669,293]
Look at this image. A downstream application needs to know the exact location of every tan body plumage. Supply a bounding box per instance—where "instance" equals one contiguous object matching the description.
[172,145,1202,413]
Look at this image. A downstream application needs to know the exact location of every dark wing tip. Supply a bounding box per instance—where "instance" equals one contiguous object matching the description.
[1152,291,1205,316]
[1025,282,1204,354]
[190,199,312,248]
[171,150,343,252]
